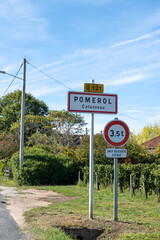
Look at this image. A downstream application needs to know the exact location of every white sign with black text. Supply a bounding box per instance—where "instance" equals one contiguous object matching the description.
[68,91,118,114]
[106,148,127,158]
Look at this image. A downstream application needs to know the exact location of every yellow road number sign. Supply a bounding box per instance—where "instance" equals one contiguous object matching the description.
[84,83,104,93]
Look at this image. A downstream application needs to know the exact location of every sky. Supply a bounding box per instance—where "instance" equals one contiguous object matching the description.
[0,0,160,134]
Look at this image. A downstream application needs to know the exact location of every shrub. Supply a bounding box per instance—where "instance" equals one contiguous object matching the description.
[10,147,79,185]
[0,159,7,176]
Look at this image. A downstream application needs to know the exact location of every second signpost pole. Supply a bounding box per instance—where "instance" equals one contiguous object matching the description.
[114,151,118,221]
[89,79,94,220]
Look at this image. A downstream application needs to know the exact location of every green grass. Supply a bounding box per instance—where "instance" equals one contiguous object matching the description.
[118,232,160,240]
[23,185,160,239]
[27,227,73,240]
[0,177,160,239]
[0,176,17,187]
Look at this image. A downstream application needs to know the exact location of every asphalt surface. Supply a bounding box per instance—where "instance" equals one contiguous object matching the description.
[0,193,29,240]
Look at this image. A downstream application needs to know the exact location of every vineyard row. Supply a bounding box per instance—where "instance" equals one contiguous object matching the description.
[79,163,160,201]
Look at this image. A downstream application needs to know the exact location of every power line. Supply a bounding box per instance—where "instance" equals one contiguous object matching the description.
[118,112,149,125]
[26,61,72,91]
[0,63,23,99]
[25,61,151,126]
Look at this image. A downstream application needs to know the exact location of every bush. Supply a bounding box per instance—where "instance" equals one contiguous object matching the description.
[10,147,79,185]
[0,159,7,176]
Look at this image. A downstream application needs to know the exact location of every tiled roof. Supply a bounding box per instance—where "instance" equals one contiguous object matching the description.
[141,135,160,149]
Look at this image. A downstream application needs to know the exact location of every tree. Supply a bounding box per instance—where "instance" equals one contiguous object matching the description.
[48,110,86,147]
[75,134,111,166]
[10,110,87,154]
[0,90,48,132]
[75,132,155,166]
[10,114,53,141]
[136,122,160,144]
[125,132,155,164]
[27,131,61,155]
[0,133,19,160]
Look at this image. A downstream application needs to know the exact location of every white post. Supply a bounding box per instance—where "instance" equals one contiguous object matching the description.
[19,58,26,167]
[89,79,94,219]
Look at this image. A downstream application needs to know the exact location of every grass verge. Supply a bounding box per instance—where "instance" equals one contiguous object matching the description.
[0,178,160,239]
[24,185,160,240]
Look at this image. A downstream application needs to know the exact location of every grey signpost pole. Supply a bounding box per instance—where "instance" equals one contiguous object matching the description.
[114,150,118,221]
[89,79,94,220]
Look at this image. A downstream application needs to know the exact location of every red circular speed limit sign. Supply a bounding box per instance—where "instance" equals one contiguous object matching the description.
[103,119,130,147]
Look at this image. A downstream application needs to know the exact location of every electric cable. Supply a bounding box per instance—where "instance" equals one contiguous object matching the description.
[0,63,23,99]
[118,112,149,125]
[26,61,151,126]
[26,61,72,91]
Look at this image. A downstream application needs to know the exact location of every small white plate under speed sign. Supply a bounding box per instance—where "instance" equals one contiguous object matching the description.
[106,148,127,158]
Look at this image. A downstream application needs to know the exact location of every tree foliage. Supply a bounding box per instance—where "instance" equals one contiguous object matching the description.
[10,114,53,141]
[48,110,86,147]
[0,133,19,159]
[125,133,154,164]
[0,90,48,132]
[26,110,87,151]
[136,122,160,144]
[75,132,155,166]
[75,134,112,165]
[27,131,61,154]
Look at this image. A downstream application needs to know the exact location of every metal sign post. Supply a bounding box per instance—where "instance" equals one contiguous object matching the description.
[114,151,118,221]
[89,112,94,219]
[103,118,130,221]
[89,79,94,220]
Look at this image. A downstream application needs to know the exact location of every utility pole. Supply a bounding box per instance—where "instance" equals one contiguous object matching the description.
[19,58,26,167]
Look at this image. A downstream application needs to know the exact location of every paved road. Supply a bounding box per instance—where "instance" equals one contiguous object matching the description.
[0,193,29,240]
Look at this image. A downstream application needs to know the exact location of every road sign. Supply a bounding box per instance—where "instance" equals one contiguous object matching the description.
[68,91,118,114]
[103,119,130,147]
[106,148,127,158]
[84,83,104,93]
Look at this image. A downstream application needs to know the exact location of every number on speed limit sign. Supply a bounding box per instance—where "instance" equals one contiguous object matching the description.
[103,119,130,147]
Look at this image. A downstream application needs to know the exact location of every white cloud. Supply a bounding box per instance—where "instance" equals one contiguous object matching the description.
[143,106,160,110]
[27,85,58,97]
[123,109,142,113]
[105,73,145,86]
[48,103,67,111]
[0,0,49,41]
[111,29,160,48]
[147,115,160,123]
[0,0,42,23]
[27,60,65,76]
[4,63,22,74]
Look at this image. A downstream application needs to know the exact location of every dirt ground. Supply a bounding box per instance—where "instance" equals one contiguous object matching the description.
[0,186,74,227]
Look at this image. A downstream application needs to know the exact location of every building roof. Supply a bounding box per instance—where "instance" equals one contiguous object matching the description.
[141,135,160,149]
